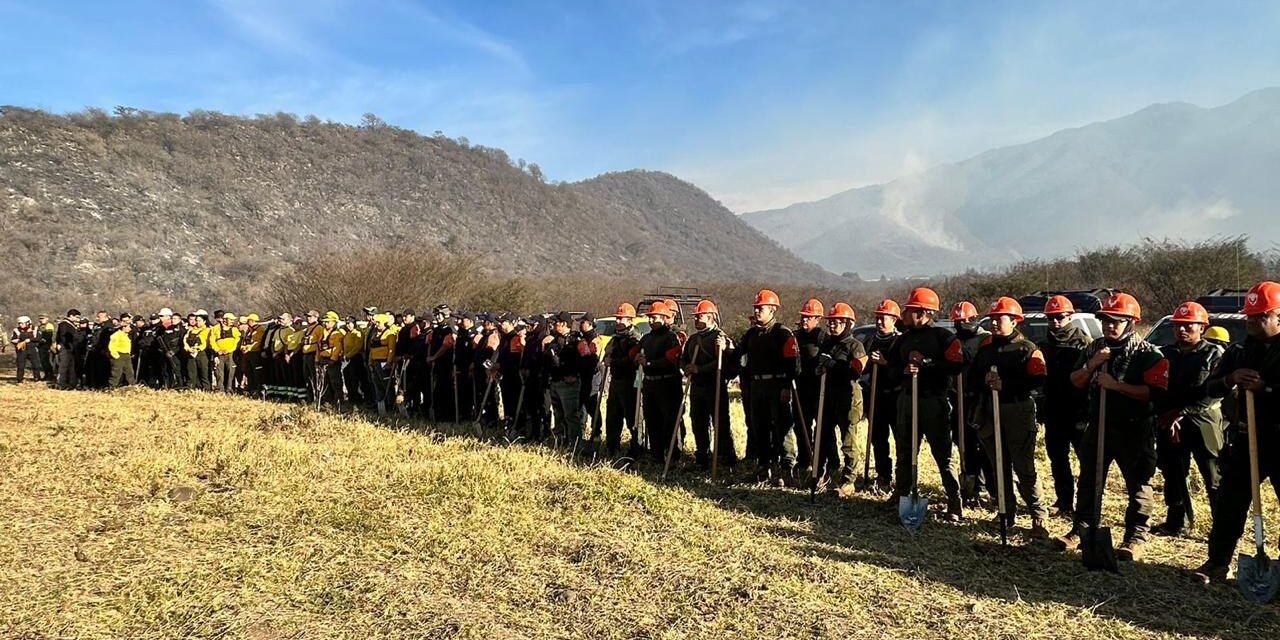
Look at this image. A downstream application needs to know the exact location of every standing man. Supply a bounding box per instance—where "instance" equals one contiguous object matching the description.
[795,299,827,476]
[427,305,457,422]
[209,312,241,392]
[578,313,606,445]
[681,300,738,471]
[156,308,184,389]
[544,311,597,447]
[53,309,83,389]
[1195,281,1280,583]
[951,300,993,505]
[1055,293,1167,562]
[454,312,480,422]
[301,310,323,399]
[241,313,265,394]
[639,302,684,462]
[737,290,800,485]
[496,313,526,434]
[1152,302,1224,537]
[862,300,902,493]
[37,314,55,383]
[971,297,1051,539]
[1038,295,1092,518]
[474,314,502,427]
[107,321,136,387]
[341,316,367,405]
[604,304,642,458]
[10,316,42,383]
[183,312,211,391]
[815,302,867,492]
[872,288,965,520]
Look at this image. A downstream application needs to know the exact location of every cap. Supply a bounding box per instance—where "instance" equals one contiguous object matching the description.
[459,311,476,321]
[159,308,174,316]
[500,312,519,324]
[17,315,30,324]
[222,312,236,320]
[67,309,82,317]
[362,306,377,315]
[579,312,595,324]
[402,308,415,316]
[195,309,209,317]
[247,313,260,322]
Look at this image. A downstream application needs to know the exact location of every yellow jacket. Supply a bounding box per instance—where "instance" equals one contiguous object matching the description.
[318,327,343,362]
[209,324,241,355]
[109,330,132,360]
[368,326,398,364]
[281,326,303,353]
[242,324,265,353]
[342,327,364,359]
[302,323,325,354]
[184,326,209,355]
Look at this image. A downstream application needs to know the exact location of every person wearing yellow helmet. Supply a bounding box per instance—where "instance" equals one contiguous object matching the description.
[210,312,241,393]
[1203,325,1231,348]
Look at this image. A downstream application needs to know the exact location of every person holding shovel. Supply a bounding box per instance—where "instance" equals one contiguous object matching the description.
[970,297,1050,540]
[1054,292,1167,562]
[815,302,867,495]
[1195,281,1280,585]
[681,300,738,471]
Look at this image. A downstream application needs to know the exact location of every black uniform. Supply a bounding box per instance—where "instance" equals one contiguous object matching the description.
[640,323,684,461]
[54,318,83,389]
[454,323,479,422]
[1037,323,1092,513]
[520,322,549,440]
[544,328,597,443]
[815,326,866,485]
[795,323,827,470]
[1154,338,1224,531]
[737,320,799,478]
[861,329,899,488]
[156,321,184,389]
[428,323,457,421]
[10,326,42,383]
[681,327,739,468]
[884,323,964,505]
[604,324,642,456]
[474,326,501,426]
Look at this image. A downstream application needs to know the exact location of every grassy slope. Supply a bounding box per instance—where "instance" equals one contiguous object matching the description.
[1,376,1278,639]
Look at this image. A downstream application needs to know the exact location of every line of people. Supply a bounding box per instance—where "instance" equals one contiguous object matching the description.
[11,281,1280,588]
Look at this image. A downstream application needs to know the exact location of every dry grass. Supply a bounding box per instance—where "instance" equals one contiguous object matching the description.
[1,368,1278,639]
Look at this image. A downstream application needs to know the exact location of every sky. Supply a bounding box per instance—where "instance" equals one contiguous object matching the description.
[3,0,1279,212]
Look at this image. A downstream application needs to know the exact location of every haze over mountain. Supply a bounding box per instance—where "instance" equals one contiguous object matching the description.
[0,107,839,311]
[742,88,1280,278]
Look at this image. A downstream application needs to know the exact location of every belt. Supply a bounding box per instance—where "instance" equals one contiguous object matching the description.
[753,374,787,381]
[643,373,677,381]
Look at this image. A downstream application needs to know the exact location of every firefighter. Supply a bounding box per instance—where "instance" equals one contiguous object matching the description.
[639,302,684,462]
[85,310,114,389]
[155,308,184,389]
[301,310,324,399]
[815,302,867,492]
[520,316,549,440]
[543,311,597,446]
[183,312,211,391]
[454,312,479,422]
[737,290,800,485]
[861,299,901,493]
[426,305,457,421]
[795,298,827,474]
[681,300,738,470]
[1037,295,1092,518]
[315,312,344,404]
[1195,281,1280,583]
[872,288,965,520]
[366,313,399,411]
[473,314,502,428]
[1056,293,1167,562]
[578,313,606,444]
[604,304,642,458]
[53,309,83,389]
[496,313,526,434]
[107,321,135,387]
[971,297,1050,539]
[1204,325,1231,349]
[37,314,55,382]
[341,316,367,405]
[951,300,993,506]
[209,313,241,393]
[9,316,42,383]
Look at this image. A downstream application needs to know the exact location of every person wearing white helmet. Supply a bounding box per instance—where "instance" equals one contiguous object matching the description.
[10,315,43,383]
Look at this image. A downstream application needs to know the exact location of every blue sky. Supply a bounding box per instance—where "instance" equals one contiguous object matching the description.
[3,1,1279,212]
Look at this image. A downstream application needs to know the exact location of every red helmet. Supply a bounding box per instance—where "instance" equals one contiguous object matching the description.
[800,298,824,318]
[875,299,901,318]
[949,301,978,322]
[904,287,941,312]
[826,302,856,321]
[987,297,1024,322]
[1100,292,1141,322]
[646,301,674,318]
[1044,295,1074,316]
[1171,301,1209,324]
[614,303,637,319]
[694,300,718,316]
[754,289,780,308]
[1243,281,1280,316]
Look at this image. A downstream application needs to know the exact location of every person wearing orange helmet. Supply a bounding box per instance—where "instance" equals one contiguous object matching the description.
[637,301,684,462]
[861,298,902,493]
[971,297,1050,540]
[815,302,868,494]
[869,287,966,520]
[1151,301,1224,538]
[1196,281,1280,584]
[603,303,643,458]
[681,300,739,471]
[736,289,801,484]
[950,299,993,507]
[795,298,828,475]
[1057,292,1168,562]
[1037,294,1092,519]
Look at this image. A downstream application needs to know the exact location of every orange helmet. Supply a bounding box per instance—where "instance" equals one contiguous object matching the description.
[986,297,1024,322]
[949,301,978,322]
[904,287,941,312]
[826,302,856,321]
[1243,281,1280,316]
[875,299,901,318]
[800,298,824,318]
[754,289,781,308]
[646,301,674,318]
[694,300,718,316]
[1044,295,1074,316]
[614,303,637,319]
[663,298,678,315]
[1171,301,1209,324]
[1100,292,1141,322]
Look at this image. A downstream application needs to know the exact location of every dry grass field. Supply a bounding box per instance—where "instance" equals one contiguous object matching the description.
[1,360,1277,639]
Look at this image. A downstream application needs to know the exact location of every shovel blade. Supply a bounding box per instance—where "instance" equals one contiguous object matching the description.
[899,495,928,532]
[1237,551,1280,603]
[1081,525,1118,572]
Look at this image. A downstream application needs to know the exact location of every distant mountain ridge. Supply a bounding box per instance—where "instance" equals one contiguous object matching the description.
[742,87,1280,277]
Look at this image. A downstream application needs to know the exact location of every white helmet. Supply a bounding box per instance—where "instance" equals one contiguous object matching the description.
[17,315,31,324]
[159,307,174,316]
[195,309,208,317]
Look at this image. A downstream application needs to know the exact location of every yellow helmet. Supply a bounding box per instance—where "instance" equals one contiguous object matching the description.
[323,311,340,322]
[1204,326,1231,343]
[246,313,261,322]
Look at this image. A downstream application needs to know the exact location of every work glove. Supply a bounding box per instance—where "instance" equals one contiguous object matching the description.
[815,353,832,375]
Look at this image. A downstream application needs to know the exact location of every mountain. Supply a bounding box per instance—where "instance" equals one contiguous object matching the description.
[0,108,838,311]
[742,88,1280,277]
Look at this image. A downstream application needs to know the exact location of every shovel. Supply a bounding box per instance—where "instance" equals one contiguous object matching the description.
[856,364,879,491]
[958,373,979,503]
[1237,389,1280,602]
[711,343,724,482]
[990,367,1008,547]
[1082,388,1118,572]
[810,371,828,502]
[663,345,700,479]
[900,373,927,532]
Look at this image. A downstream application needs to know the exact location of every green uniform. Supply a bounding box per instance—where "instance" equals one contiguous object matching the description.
[1037,323,1092,513]
[1154,339,1224,530]
[970,331,1048,523]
